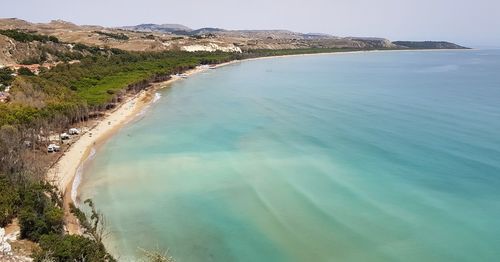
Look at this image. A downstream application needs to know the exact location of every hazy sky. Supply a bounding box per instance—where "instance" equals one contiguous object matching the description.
[2,0,500,46]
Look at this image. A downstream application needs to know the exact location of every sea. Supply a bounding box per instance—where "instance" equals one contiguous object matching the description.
[78,49,500,262]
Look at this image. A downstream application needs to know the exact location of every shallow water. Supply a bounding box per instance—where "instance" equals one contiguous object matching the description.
[79,50,500,261]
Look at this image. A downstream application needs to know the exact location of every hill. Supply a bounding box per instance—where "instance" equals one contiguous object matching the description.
[121,23,192,33]
[393,41,469,49]
[0,18,468,67]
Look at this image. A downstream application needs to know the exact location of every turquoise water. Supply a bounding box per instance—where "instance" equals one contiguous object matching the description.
[79,50,500,262]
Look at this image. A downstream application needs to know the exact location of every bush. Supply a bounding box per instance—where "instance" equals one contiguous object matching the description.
[18,183,64,241]
[0,67,14,86]
[94,31,129,40]
[34,234,115,262]
[18,67,35,76]
[0,29,60,43]
[0,177,20,226]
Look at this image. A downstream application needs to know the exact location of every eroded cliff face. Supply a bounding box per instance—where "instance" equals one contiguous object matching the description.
[0,35,39,65]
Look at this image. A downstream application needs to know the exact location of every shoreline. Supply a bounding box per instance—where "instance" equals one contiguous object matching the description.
[47,61,236,234]
[46,48,468,234]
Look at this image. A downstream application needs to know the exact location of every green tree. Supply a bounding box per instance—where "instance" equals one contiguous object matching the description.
[34,234,115,262]
[18,67,35,76]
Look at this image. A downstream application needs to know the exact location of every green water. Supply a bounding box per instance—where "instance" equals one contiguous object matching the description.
[79,50,500,261]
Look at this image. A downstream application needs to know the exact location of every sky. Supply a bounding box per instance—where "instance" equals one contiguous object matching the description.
[2,0,500,47]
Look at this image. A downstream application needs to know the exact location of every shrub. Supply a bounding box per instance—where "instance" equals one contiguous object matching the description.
[0,177,20,226]
[34,234,115,262]
[18,183,64,241]
[0,67,14,86]
[0,29,60,43]
[18,67,35,76]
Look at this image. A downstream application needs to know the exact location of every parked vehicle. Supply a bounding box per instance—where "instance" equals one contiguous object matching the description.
[60,133,70,140]
[69,128,80,135]
[47,144,60,153]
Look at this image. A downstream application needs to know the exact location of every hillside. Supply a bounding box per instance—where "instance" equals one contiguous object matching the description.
[0,18,468,66]
[121,23,192,33]
[393,41,468,49]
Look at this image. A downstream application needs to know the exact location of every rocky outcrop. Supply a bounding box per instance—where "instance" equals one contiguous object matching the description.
[0,226,32,262]
[0,34,78,66]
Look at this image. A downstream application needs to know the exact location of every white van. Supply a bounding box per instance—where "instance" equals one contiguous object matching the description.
[69,128,80,135]
[47,144,60,153]
[60,133,70,140]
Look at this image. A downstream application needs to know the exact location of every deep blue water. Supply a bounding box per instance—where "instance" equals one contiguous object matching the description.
[80,50,500,261]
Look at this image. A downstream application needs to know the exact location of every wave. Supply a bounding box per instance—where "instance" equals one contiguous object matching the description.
[71,147,96,206]
[152,92,162,103]
[134,92,162,119]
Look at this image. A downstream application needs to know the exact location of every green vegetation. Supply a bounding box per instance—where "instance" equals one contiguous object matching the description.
[35,234,114,261]
[0,67,14,88]
[94,31,130,40]
[0,176,115,261]
[40,51,234,106]
[18,67,35,76]
[237,47,389,59]
[393,41,467,49]
[0,177,19,226]
[18,183,64,241]
[0,29,59,43]
[72,42,102,54]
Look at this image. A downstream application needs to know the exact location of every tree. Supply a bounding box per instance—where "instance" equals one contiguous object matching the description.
[35,234,115,262]
[70,199,109,244]
[18,67,35,76]
[0,177,20,226]
[0,67,14,87]
[139,247,176,262]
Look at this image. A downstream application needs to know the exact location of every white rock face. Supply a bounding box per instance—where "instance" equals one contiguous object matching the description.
[0,227,12,255]
[181,43,242,53]
[1,227,32,261]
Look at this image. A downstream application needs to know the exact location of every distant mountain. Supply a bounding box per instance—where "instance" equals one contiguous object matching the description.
[303,33,336,39]
[121,24,329,39]
[121,23,192,33]
[393,41,469,49]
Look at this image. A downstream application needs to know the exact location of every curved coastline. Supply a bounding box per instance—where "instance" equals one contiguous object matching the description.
[46,60,238,233]
[46,48,471,234]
